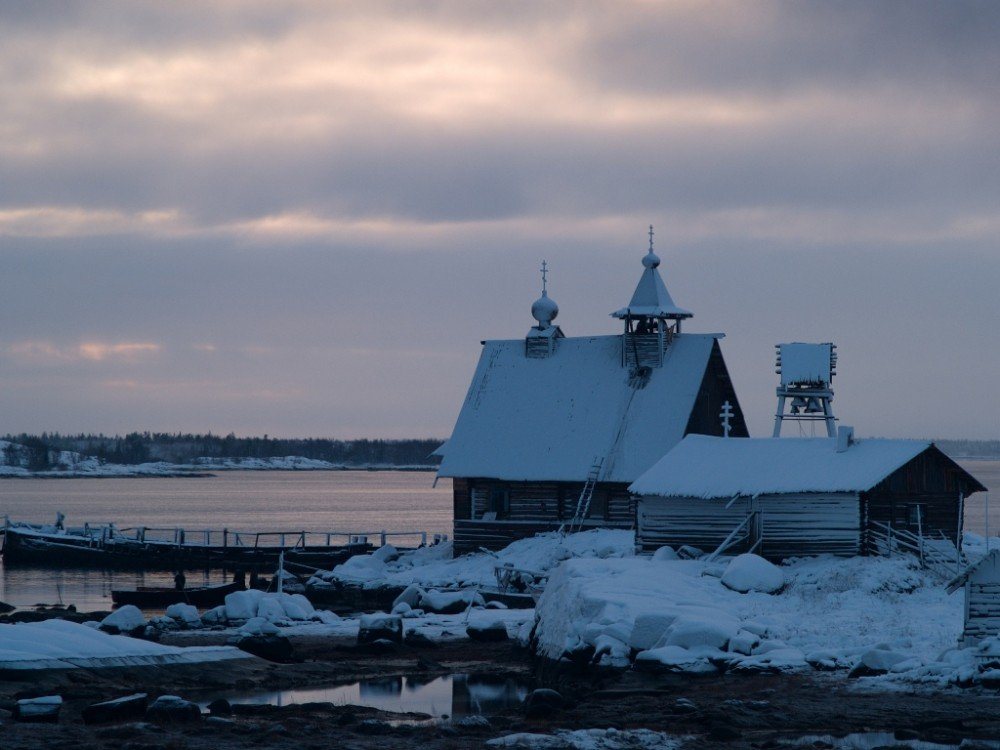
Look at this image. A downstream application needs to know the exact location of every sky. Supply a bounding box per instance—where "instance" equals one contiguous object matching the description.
[0,1,998,440]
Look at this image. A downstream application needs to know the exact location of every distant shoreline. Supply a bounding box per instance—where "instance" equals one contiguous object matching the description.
[0,465,440,480]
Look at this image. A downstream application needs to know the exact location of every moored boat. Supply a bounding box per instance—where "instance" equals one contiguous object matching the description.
[111,580,245,608]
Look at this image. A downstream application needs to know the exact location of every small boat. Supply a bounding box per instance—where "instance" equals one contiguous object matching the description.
[111,580,245,608]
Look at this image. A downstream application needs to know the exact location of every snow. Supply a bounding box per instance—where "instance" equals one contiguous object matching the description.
[778,342,833,385]
[435,334,720,484]
[610,253,692,320]
[532,551,998,684]
[487,728,681,749]
[223,591,315,624]
[101,605,147,632]
[720,554,785,594]
[629,434,965,499]
[314,529,635,591]
[164,603,202,626]
[0,619,248,670]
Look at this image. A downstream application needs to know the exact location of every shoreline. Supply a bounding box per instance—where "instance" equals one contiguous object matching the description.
[0,465,439,480]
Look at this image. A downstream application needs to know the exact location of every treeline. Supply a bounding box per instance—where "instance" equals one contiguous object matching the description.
[933,439,1000,459]
[2,432,444,467]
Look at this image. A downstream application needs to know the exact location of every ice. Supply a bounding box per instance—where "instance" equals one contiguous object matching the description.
[720,554,785,594]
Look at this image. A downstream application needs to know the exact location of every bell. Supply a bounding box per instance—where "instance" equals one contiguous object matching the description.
[790,396,808,414]
[805,397,823,413]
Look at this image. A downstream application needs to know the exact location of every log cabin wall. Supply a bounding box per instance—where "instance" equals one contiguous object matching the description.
[637,493,861,560]
[860,448,973,553]
[453,479,634,553]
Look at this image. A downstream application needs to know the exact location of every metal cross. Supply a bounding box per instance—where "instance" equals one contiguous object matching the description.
[540,260,548,294]
[720,400,734,438]
[648,225,654,252]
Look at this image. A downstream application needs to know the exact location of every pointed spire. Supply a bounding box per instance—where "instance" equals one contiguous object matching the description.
[611,226,692,320]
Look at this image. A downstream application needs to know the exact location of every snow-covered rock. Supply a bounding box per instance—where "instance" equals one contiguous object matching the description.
[419,588,485,614]
[393,584,425,610]
[652,546,678,561]
[237,616,281,636]
[100,605,147,634]
[165,603,202,627]
[720,554,784,594]
[358,613,403,644]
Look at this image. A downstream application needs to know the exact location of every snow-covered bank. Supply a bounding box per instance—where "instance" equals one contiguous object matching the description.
[310,529,635,591]
[533,544,1000,688]
[0,619,249,671]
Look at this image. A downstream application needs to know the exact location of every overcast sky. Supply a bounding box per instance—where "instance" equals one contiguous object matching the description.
[1,1,998,440]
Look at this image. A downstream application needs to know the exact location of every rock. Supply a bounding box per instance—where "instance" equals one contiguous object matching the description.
[82,693,148,725]
[0,601,14,614]
[467,621,509,642]
[371,544,399,563]
[202,605,228,626]
[206,699,232,716]
[363,638,399,654]
[721,554,785,594]
[663,615,740,650]
[708,724,741,741]
[484,600,508,609]
[523,688,565,719]
[392,601,412,615]
[676,545,704,560]
[848,649,909,678]
[652,546,678,561]
[14,696,62,723]
[628,613,676,651]
[238,616,281,636]
[358,613,403,644]
[673,698,698,714]
[419,589,485,614]
[236,634,295,662]
[145,695,202,724]
[728,630,760,655]
[404,631,439,648]
[100,605,147,635]
[165,603,202,628]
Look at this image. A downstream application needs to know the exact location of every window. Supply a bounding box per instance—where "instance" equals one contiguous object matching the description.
[907,504,927,527]
[489,488,510,518]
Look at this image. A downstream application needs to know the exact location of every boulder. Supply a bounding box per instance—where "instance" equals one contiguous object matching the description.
[652,546,678,561]
[391,602,412,615]
[720,554,785,594]
[358,613,403,644]
[14,696,62,723]
[392,584,424,610]
[523,688,565,719]
[371,544,399,563]
[238,615,281,636]
[164,603,201,627]
[99,605,146,635]
[201,605,228,626]
[404,631,438,648]
[848,649,909,678]
[82,693,148,725]
[145,695,202,724]
[419,589,485,614]
[466,621,509,642]
[236,634,295,662]
[206,699,232,716]
[628,613,677,651]
[663,615,740,650]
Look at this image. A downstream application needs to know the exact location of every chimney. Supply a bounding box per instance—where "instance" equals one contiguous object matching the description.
[836,425,854,453]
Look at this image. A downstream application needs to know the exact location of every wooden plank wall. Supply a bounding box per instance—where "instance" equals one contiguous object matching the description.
[965,583,1000,641]
[462,481,633,523]
[637,493,860,559]
[453,519,631,554]
[453,479,471,520]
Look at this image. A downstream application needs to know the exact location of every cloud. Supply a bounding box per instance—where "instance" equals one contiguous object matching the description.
[6,340,161,365]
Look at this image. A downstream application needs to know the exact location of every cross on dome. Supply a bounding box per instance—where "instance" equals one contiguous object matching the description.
[531,259,559,328]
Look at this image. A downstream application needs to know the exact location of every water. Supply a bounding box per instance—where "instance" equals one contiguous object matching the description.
[198,673,531,719]
[0,470,452,610]
[958,459,1000,536]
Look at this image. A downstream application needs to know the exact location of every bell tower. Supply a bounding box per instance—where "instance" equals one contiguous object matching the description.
[772,342,838,437]
[611,226,692,369]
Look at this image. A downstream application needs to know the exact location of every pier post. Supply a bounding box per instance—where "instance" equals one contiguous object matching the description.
[223,529,228,548]
[380,531,387,547]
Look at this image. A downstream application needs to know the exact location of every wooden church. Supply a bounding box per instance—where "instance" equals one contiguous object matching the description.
[435,230,748,553]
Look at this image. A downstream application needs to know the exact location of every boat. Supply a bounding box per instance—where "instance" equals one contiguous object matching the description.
[111,580,245,608]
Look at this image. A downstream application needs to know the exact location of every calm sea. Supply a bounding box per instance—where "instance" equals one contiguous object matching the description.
[0,470,452,611]
[0,462,996,612]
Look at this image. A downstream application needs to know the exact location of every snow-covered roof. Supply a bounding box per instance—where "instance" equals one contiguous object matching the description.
[436,333,721,483]
[778,342,833,386]
[611,249,692,320]
[629,434,976,499]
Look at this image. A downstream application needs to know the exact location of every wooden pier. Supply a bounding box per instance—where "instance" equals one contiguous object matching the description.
[1,519,434,571]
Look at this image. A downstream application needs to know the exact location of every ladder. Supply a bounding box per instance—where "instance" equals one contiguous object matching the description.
[566,457,604,534]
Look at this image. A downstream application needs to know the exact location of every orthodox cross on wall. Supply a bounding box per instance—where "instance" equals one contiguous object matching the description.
[720,400,734,438]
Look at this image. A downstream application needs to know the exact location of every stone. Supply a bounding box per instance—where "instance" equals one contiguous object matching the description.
[652,546,678,561]
[848,649,909,678]
[721,554,785,594]
[206,716,234,727]
[99,605,147,636]
[357,613,403,644]
[14,696,62,723]
[392,584,425,610]
[236,634,295,662]
[404,631,439,648]
[467,621,509,642]
[145,695,202,724]
[82,693,149,725]
[207,699,232,716]
[523,688,565,719]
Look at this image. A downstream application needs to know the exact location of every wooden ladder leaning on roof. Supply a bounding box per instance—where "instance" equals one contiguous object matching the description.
[564,457,605,535]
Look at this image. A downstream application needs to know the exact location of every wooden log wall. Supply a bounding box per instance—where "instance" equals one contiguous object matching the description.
[458,480,634,523]
[637,493,860,559]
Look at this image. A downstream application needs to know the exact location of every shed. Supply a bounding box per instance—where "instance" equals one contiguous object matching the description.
[947,549,1000,644]
[630,433,986,560]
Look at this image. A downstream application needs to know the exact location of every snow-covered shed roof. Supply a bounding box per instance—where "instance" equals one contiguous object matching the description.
[630,434,984,499]
[436,333,721,484]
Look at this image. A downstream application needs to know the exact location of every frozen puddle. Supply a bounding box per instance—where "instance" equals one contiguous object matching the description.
[199,673,532,719]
